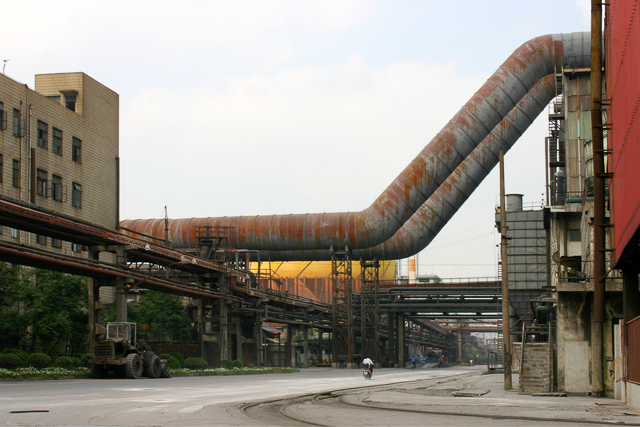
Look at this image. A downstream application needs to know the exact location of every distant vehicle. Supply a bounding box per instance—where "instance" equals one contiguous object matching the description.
[88,322,171,379]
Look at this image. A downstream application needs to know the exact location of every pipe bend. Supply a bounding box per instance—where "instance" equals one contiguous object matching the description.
[121,33,589,258]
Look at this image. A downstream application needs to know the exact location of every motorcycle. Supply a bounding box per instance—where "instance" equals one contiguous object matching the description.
[363,364,373,380]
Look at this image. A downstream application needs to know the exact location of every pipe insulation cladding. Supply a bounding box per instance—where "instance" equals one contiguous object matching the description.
[267,75,557,261]
[121,32,591,259]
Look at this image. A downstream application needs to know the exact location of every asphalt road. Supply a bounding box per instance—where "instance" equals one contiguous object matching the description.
[0,366,473,426]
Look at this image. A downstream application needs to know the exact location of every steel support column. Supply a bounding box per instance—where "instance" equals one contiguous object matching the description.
[331,246,354,368]
[255,309,264,367]
[360,258,380,363]
[397,314,405,367]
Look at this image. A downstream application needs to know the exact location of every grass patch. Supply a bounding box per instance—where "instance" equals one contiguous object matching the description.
[0,366,298,380]
[0,367,91,380]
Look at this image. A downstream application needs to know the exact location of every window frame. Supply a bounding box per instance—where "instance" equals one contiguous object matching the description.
[52,174,63,202]
[71,182,82,208]
[36,169,48,197]
[72,137,82,163]
[36,234,47,245]
[51,238,62,249]
[12,109,22,137]
[52,128,63,155]
[12,159,20,188]
[37,120,48,149]
[0,102,6,131]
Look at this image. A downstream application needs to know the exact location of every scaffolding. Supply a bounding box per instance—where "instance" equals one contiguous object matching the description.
[360,258,380,363]
[331,246,353,367]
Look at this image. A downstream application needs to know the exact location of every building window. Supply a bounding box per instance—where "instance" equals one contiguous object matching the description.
[72,137,81,163]
[37,120,48,149]
[71,182,82,208]
[51,238,62,248]
[52,128,63,155]
[71,243,81,253]
[11,228,18,239]
[64,93,76,112]
[36,169,47,197]
[12,159,19,188]
[52,175,63,201]
[12,109,22,137]
[36,234,46,245]
[0,102,6,131]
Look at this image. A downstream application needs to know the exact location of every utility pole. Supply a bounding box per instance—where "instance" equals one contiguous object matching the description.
[591,0,605,395]
[499,150,512,388]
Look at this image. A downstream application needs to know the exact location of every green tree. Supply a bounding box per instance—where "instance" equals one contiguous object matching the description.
[0,263,30,349]
[22,269,88,354]
[130,290,191,342]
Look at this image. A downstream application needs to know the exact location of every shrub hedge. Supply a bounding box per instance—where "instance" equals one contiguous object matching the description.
[183,357,208,370]
[27,353,52,369]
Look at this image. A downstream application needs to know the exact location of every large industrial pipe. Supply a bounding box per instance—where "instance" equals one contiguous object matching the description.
[122,33,590,256]
[263,75,556,261]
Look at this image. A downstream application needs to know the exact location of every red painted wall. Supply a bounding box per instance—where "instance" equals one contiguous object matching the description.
[607,0,640,264]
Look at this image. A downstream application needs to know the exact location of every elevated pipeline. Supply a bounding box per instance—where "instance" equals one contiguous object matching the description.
[121,33,590,257]
[266,75,556,260]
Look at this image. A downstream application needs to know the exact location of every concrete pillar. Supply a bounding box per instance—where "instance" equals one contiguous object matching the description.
[87,279,100,354]
[623,266,640,401]
[388,313,396,366]
[234,317,244,364]
[284,325,292,368]
[302,326,309,368]
[198,299,205,360]
[458,332,463,363]
[115,278,127,322]
[255,310,264,367]
[397,314,405,367]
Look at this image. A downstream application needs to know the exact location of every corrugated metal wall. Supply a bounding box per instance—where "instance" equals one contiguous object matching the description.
[607,0,640,263]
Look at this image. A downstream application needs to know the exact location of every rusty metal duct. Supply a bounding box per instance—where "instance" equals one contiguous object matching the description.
[267,75,556,261]
[121,33,590,257]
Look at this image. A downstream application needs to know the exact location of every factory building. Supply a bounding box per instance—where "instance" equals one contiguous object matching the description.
[0,72,119,252]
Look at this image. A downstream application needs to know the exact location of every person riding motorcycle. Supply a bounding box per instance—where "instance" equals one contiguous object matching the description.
[362,357,374,374]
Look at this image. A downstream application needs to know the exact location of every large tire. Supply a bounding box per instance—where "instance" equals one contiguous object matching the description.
[144,354,161,379]
[125,353,143,379]
[159,360,172,378]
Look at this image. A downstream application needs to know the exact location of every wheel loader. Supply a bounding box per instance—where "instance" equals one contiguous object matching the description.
[88,322,171,379]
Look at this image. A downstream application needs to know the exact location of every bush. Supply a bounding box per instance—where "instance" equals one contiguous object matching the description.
[183,357,208,370]
[2,348,28,366]
[158,354,181,369]
[221,359,243,369]
[55,356,80,369]
[27,353,52,369]
[80,353,94,367]
[170,352,184,364]
[0,353,22,369]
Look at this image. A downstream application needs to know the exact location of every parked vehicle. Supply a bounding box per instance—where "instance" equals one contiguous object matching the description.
[88,322,171,379]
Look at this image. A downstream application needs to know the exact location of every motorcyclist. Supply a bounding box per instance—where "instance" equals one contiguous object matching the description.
[362,357,374,374]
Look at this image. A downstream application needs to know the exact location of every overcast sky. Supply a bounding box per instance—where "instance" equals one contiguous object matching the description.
[2,0,590,278]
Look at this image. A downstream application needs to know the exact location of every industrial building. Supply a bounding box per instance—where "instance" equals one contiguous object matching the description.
[0,0,638,412]
[0,72,119,252]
